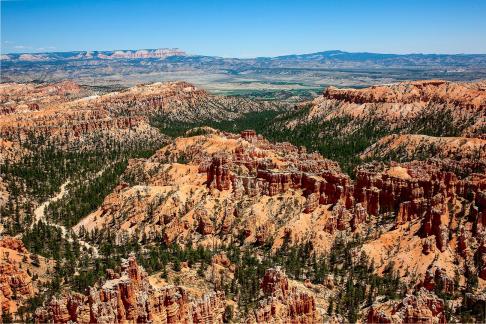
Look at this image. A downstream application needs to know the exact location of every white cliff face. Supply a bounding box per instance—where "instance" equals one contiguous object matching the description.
[7,48,187,61]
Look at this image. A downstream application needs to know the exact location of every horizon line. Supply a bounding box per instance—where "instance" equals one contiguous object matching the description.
[3,48,486,59]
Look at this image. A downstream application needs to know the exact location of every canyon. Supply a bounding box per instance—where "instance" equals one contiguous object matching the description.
[75,129,486,287]
[0,78,484,322]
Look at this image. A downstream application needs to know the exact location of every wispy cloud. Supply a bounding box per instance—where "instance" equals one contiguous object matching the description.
[36,46,56,51]
[1,41,57,53]
[13,45,32,50]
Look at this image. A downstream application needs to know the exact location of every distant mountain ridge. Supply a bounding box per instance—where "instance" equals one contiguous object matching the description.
[3,48,486,88]
[274,49,486,60]
[3,48,486,67]
[1,48,187,61]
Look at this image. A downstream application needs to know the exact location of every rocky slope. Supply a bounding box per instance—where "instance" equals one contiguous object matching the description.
[0,80,286,235]
[74,129,485,297]
[292,80,486,138]
[248,267,321,323]
[0,236,54,322]
[0,80,284,159]
[361,134,486,162]
[34,254,322,324]
[307,80,485,137]
[0,81,87,115]
[34,255,226,323]
[1,78,485,322]
[358,159,485,289]
[0,81,165,158]
[367,288,447,323]
[74,129,347,251]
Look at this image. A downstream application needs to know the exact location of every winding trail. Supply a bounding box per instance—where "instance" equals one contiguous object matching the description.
[32,179,100,258]
[32,180,71,226]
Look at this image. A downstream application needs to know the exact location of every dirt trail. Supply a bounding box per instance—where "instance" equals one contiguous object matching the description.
[32,179,100,258]
[32,180,70,226]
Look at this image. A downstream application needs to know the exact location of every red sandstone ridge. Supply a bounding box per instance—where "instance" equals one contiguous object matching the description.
[0,81,284,160]
[294,80,486,138]
[361,134,486,161]
[323,80,486,110]
[0,81,84,115]
[35,255,226,324]
[0,81,186,158]
[247,267,321,323]
[202,131,356,220]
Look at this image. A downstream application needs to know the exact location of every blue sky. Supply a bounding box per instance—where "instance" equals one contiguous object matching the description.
[1,0,486,57]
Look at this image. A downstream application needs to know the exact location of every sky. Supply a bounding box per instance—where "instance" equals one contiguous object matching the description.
[1,0,486,57]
